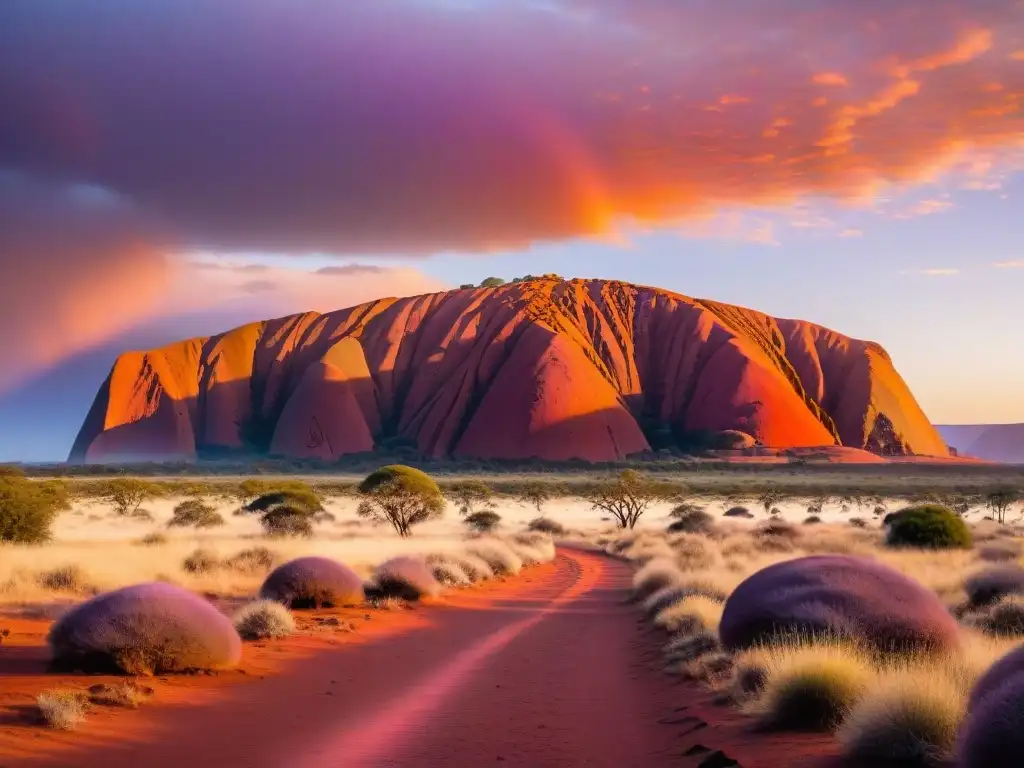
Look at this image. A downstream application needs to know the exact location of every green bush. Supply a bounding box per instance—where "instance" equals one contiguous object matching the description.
[885,505,972,549]
[168,499,224,530]
[0,476,61,543]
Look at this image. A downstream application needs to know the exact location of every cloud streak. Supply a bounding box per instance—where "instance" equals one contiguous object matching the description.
[1,0,1022,255]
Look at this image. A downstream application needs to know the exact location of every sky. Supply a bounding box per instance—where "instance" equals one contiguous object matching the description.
[1,0,1023,460]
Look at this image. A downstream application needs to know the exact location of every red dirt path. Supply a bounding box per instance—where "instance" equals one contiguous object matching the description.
[2,550,841,768]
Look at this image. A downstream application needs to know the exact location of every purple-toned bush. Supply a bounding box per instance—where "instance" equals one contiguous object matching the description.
[718,555,960,653]
[966,645,1024,713]
[964,566,1024,607]
[372,556,441,600]
[958,650,1024,768]
[47,582,241,675]
[259,557,364,609]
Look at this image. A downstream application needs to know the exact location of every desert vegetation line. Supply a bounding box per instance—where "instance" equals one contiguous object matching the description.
[606,502,1024,766]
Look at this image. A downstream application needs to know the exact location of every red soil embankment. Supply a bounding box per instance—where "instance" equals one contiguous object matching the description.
[1,551,842,767]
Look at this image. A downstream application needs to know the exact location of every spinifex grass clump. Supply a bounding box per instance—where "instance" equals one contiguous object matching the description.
[260,556,364,609]
[48,582,242,675]
[719,555,960,654]
[371,556,442,600]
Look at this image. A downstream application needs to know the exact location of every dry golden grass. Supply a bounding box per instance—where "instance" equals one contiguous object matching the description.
[606,518,1024,765]
[654,594,724,634]
[36,689,89,730]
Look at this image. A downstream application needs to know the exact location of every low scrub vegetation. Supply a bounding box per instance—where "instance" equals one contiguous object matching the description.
[233,600,296,640]
[604,513,1024,767]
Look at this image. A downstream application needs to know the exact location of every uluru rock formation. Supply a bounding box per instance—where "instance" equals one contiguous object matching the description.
[70,279,947,463]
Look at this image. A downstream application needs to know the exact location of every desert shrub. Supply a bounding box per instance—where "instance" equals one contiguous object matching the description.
[357,465,445,537]
[964,566,1024,606]
[95,478,163,518]
[644,578,729,617]
[631,558,683,602]
[723,506,753,519]
[443,552,494,582]
[664,630,721,665]
[519,482,557,514]
[0,476,61,543]
[467,539,522,575]
[428,558,471,586]
[48,582,242,674]
[667,504,715,534]
[655,595,724,634]
[757,520,801,539]
[372,556,442,600]
[182,548,220,575]
[670,534,718,570]
[37,565,92,593]
[444,480,493,516]
[719,555,960,654]
[803,515,823,525]
[885,505,972,549]
[233,600,295,640]
[841,672,964,765]
[243,487,323,514]
[849,517,868,529]
[464,509,502,533]
[36,690,89,730]
[87,681,153,708]
[136,532,168,546]
[980,596,1024,636]
[260,505,315,538]
[260,557,364,609]
[168,499,224,530]
[527,517,565,535]
[224,546,277,574]
[586,470,677,529]
[730,655,768,701]
[978,540,1021,562]
[756,650,871,731]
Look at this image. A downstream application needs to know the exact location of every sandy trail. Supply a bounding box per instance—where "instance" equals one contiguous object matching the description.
[21,549,713,768]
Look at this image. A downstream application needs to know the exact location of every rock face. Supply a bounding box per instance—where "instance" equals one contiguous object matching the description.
[70,279,947,462]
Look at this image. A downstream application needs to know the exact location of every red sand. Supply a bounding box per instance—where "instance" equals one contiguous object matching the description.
[0,551,842,767]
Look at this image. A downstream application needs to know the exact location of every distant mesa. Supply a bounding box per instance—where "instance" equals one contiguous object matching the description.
[70,278,948,463]
[937,424,1024,464]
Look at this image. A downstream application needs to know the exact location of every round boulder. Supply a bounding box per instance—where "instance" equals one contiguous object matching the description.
[260,556,364,609]
[718,555,960,653]
[48,582,241,675]
[958,649,1024,768]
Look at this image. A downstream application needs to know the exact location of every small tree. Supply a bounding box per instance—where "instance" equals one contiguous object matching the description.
[479,277,506,288]
[168,499,225,531]
[465,510,502,533]
[356,465,445,538]
[241,487,328,538]
[987,488,1021,525]
[757,487,788,516]
[444,480,493,517]
[0,477,60,543]
[519,482,554,514]
[586,470,676,530]
[98,478,163,518]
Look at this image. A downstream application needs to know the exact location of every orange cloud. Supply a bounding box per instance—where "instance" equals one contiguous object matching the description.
[813,72,848,86]
[1,3,1023,254]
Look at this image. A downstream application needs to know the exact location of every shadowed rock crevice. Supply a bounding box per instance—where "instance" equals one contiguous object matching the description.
[69,279,947,463]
